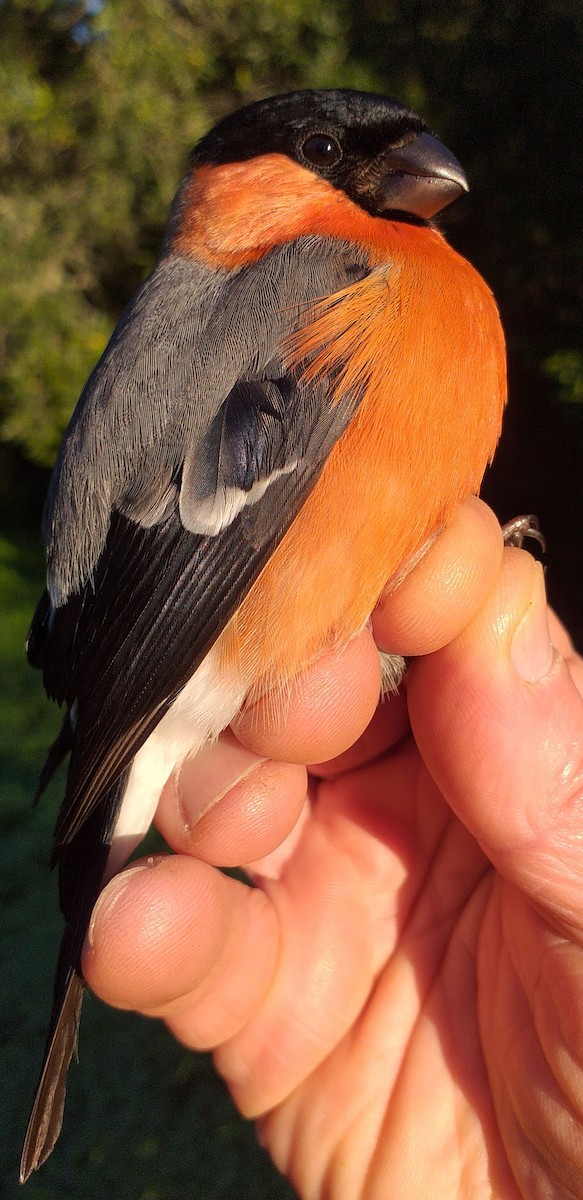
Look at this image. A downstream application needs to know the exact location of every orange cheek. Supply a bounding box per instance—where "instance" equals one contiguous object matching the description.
[170,154,405,268]
[172,155,340,267]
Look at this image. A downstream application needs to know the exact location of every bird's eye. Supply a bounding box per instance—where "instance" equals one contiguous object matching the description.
[300,133,343,169]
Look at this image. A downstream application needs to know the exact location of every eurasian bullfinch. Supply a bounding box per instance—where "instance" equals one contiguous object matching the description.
[21,88,507,1181]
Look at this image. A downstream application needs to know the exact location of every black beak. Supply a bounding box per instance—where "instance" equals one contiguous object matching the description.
[376,131,469,220]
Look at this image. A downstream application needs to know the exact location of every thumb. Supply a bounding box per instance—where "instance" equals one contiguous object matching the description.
[408,549,583,937]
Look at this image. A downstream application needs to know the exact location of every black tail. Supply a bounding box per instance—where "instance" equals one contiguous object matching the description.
[20,970,84,1183]
[21,773,127,1182]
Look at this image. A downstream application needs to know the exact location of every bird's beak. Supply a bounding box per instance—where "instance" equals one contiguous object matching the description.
[376,131,469,220]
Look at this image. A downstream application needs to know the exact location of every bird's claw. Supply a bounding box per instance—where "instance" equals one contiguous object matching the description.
[501,514,546,553]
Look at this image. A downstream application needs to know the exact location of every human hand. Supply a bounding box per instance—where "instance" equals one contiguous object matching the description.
[84,498,583,1199]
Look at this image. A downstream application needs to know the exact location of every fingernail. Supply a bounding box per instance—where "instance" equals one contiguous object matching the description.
[86,859,156,947]
[511,562,554,682]
[176,735,266,828]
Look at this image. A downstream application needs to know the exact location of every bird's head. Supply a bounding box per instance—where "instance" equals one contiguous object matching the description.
[169,89,469,266]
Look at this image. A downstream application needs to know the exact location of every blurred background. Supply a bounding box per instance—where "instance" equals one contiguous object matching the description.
[1,1,581,1197]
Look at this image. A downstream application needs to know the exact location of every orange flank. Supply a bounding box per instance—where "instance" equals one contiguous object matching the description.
[216,217,507,697]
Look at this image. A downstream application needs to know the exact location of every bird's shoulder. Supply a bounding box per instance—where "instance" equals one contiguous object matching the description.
[42,235,371,607]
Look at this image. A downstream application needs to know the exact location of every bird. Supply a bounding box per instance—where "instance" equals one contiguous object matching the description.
[20,88,506,1182]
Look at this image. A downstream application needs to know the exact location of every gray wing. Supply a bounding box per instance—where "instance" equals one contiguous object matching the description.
[31,236,371,847]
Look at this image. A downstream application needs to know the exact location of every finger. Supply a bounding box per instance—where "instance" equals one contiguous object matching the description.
[84,784,388,1108]
[233,625,382,762]
[156,626,384,865]
[548,607,583,694]
[83,854,279,1046]
[309,689,410,779]
[408,548,583,936]
[372,496,504,655]
[549,608,574,658]
[212,784,393,1117]
[155,733,307,865]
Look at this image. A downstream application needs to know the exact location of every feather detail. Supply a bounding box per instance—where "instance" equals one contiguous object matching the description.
[217,224,506,701]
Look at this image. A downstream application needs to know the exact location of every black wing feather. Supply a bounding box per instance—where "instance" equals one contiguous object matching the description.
[31,238,371,850]
[51,456,320,847]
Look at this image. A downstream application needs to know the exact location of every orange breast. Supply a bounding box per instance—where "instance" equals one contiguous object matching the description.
[215,216,506,698]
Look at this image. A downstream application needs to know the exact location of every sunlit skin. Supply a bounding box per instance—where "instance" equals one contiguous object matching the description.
[84,498,583,1199]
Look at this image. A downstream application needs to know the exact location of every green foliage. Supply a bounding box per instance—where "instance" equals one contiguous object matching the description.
[0,533,58,793]
[544,350,583,405]
[0,0,350,465]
